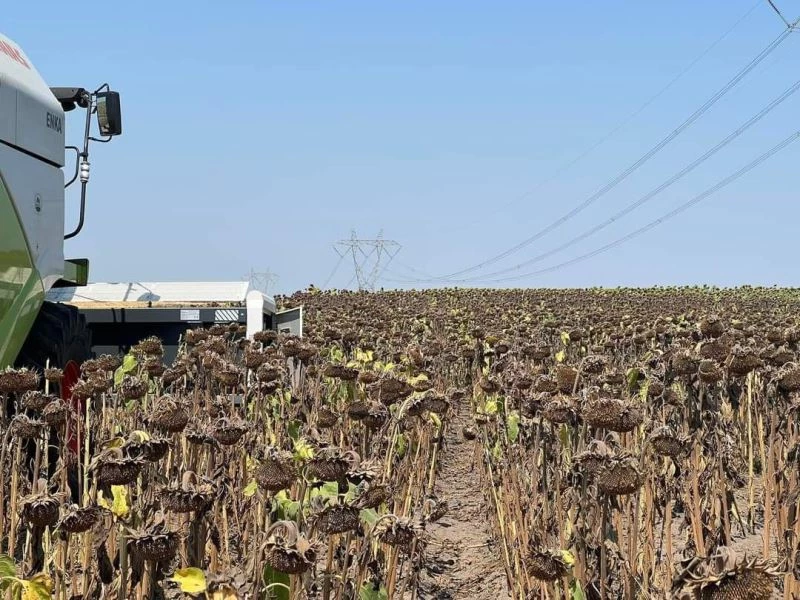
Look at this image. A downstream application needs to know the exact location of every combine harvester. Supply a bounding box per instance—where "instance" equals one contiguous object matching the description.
[0,32,300,400]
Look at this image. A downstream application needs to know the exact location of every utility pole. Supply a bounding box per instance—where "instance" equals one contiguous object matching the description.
[333,230,401,291]
[245,268,279,295]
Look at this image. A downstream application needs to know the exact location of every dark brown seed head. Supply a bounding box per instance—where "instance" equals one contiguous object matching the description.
[373,515,418,548]
[128,524,179,562]
[597,456,643,495]
[314,504,361,535]
[10,414,45,440]
[148,396,190,433]
[59,504,104,534]
[121,376,148,400]
[211,417,248,446]
[42,399,71,427]
[526,548,570,582]
[44,368,64,383]
[20,493,61,528]
[255,449,298,492]
[648,426,686,457]
[0,367,39,395]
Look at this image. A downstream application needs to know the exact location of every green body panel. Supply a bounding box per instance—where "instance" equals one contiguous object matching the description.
[0,173,44,368]
[61,258,89,287]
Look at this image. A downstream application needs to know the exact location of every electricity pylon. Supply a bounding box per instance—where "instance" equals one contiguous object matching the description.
[334,230,401,291]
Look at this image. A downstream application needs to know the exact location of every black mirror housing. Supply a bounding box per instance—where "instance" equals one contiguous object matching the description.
[96,91,122,136]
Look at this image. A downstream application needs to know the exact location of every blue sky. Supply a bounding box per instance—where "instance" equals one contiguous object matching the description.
[5,1,800,292]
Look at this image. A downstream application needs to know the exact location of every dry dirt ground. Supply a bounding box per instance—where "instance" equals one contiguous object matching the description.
[413,398,512,600]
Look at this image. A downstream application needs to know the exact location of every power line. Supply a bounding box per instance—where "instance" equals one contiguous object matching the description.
[767,0,792,28]
[480,129,800,283]
[442,75,800,282]
[419,23,795,282]
[321,254,345,289]
[436,0,764,235]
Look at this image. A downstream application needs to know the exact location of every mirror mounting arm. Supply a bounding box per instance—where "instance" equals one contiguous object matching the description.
[64,92,94,240]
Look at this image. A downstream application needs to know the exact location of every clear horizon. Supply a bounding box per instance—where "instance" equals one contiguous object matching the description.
[7,1,800,292]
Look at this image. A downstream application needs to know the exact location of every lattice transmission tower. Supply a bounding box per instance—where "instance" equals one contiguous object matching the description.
[331,230,401,291]
[244,268,279,295]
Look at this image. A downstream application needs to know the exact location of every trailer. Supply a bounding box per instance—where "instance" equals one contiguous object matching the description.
[46,281,302,364]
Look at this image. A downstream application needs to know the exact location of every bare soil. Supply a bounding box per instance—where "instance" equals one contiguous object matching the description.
[414,399,512,600]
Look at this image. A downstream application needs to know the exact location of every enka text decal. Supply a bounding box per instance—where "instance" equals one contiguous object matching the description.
[46,112,62,133]
[0,40,29,69]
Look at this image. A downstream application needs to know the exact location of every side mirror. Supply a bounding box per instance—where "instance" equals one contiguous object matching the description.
[96,91,122,136]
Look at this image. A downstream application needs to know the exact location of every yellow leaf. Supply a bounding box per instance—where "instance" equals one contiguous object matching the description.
[170,567,207,594]
[98,485,130,518]
[560,331,570,346]
[559,549,575,568]
[212,587,239,600]
[102,436,126,449]
[484,399,498,415]
[130,430,151,442]
[555,350,566,363]
[355,349,374,363]
[20,573,52,600]
[243,479,257,498]
[292,438,314,462]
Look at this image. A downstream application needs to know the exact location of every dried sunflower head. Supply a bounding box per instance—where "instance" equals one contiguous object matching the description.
[597,455,643,496]
[352,481,393,510]
[211,416,248,446]
[776,362,800,394]
[255,448,298,492]
[136,336,164,356]
[44,368,64,383]
[673,547,780,600]
[265,521,319,574]
[542,396,575,425]
[362,402,390,430]
[305,447,356,482]
[59,504,105,534]
[159,471,215,513]
[9,414,46,440]
[317,407,339,429]
[42,398,72,427]
[572,440,614,477]
[90,448,145,485]
[121,375,148,400]
[648,425,688,457]
[256,363,284,383]
[555,365,579,393]
[124,432,170,462]
[148,396,190,433]
[698,360,723,384]
[421,394,449,415]
[20,480,64,528]
[212,363,242,387]
[726,346,762,377]
[323,363,359,381]
[0,367,39,395]
[127,519,179,562]
[526,548,571,582]
[581,397,642,433]
[313,504,361,535]
[372,515,420,548]
[20,390,56,412]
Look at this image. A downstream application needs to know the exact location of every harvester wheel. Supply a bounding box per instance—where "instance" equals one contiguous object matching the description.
[16,301,92,384]
[16,301,92,503]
